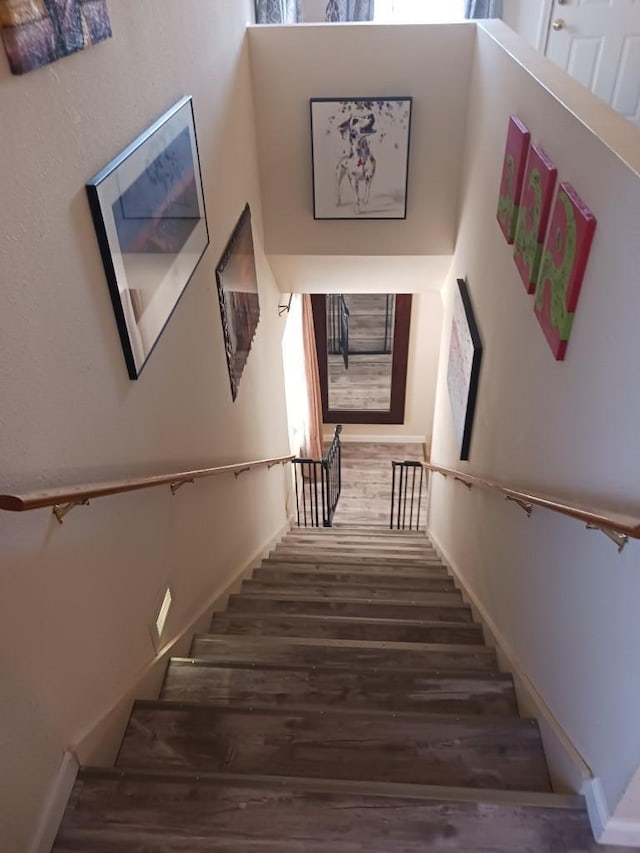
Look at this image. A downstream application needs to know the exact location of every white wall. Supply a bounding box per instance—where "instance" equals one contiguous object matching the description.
[248,23,475,255]
[502,0,551,50]
[429,20,640,829]
[0,2,291,849]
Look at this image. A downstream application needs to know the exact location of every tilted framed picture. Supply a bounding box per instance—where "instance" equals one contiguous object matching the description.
[86,96,209,379]
[534,182,596,360]
[513,144,557,293]
[215,204,260,401]
[310,97,412,220]
[447,278,483,461]
[496,115,530,244]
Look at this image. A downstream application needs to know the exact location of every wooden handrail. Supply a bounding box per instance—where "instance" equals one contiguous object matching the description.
[423,461,640,541]
[0,454,294,513]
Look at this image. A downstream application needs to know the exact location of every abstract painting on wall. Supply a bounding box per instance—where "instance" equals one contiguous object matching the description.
[496,115,530,244]
[0,0,111,75]
[447,278,483,461]
[216,204,260,401]
[86,96,209,379]
[534,182,596,360]
[513,144,557,293]
[310,97,412,219]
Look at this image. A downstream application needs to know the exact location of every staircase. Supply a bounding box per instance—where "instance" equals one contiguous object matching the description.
[54,526,615,851]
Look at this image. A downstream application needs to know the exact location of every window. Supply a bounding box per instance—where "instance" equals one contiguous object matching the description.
[375,0,464,23]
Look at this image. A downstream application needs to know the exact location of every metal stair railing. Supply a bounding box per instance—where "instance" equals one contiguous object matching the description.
[292,425,342,527]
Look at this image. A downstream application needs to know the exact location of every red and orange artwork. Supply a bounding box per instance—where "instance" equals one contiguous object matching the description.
[496,115,530,244]
[0,0,111,75]
[513,145,557,293]
[534,182,596,360]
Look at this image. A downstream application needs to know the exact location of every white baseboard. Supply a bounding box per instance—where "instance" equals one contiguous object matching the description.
[28,751,79,853]
[30,516,292,853]
[583,778,640,846]
[428,528,592,797]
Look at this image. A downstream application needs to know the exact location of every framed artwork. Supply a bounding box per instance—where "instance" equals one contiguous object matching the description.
[86,96,209,379]
[534,182,596,360]
[216,204,260,401]
[310,97,412,220]
[0,0,111,75]
[496,115,530,244]
[447,279,483,461]
[513,145,557,293]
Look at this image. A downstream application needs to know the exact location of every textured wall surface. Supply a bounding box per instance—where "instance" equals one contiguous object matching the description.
[429,21,640,819]
[0,2,291,849]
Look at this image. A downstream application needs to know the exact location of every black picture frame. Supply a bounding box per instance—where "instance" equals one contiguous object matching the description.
[215,204,260,402]
[310,97,412,220]
[447,279,483,460]
[86,96,209,379]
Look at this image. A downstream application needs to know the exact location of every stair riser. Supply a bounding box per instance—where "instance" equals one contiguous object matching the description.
[53,775,604,853]
[189,636,498,673]
[227,595,473,623]
[254,567,452,587]
[161,665,518,716]
[242,580,461,601]
[118,706,551,792]
[210,614,484,645]
[274,546,435,560]
[262,559,448,577]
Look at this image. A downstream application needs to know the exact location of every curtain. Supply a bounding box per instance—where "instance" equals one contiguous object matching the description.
[301,294,324,460]
[325,0,374,23]
[464,0,502,18]
[255,0,298,24]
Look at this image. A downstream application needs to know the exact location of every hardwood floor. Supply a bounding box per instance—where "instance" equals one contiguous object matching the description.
[331,441,426,526]
[53,528,635,851]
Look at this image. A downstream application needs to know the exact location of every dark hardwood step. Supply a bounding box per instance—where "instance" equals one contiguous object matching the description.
[56,769,609,853]
[227,593,473,623]
[210,612,484,645]
[116,703,551,792]
[162,660,518,715]
[189,634,499,673]
[242,578,461,600]
[262,558,448,577]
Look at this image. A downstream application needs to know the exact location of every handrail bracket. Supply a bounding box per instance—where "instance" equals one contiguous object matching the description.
[586,524,628,553]
[454,476,473,490]
[170,478,194,496]
[505,496,533,517]
[52,499,90,525]
[234,467,251,479]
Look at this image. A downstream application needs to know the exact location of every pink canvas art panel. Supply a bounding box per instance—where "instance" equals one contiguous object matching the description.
[513,145,557,293]
[496,116,530,244]
[534,182,597,360]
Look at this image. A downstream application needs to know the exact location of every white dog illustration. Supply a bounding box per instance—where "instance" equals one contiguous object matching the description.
[335,111,377,214]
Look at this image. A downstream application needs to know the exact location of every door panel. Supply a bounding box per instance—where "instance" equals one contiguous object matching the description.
[545,0,640,126]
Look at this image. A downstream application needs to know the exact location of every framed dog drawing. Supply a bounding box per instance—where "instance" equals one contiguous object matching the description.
[310,97,412,220]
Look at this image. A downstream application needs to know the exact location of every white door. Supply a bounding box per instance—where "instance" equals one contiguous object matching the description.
[545,0,640,126]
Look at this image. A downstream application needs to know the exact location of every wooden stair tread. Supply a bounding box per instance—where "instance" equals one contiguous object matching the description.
[55,769,615,853]
[190,634,498,672]
[161,660,517,715]
[253,566,454,587]
[268,552,442,567]
[227,592,473,622]
[242,579,461,600]
[210,611,484,645]
[262,559,449,577]
[117,702,551,792]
